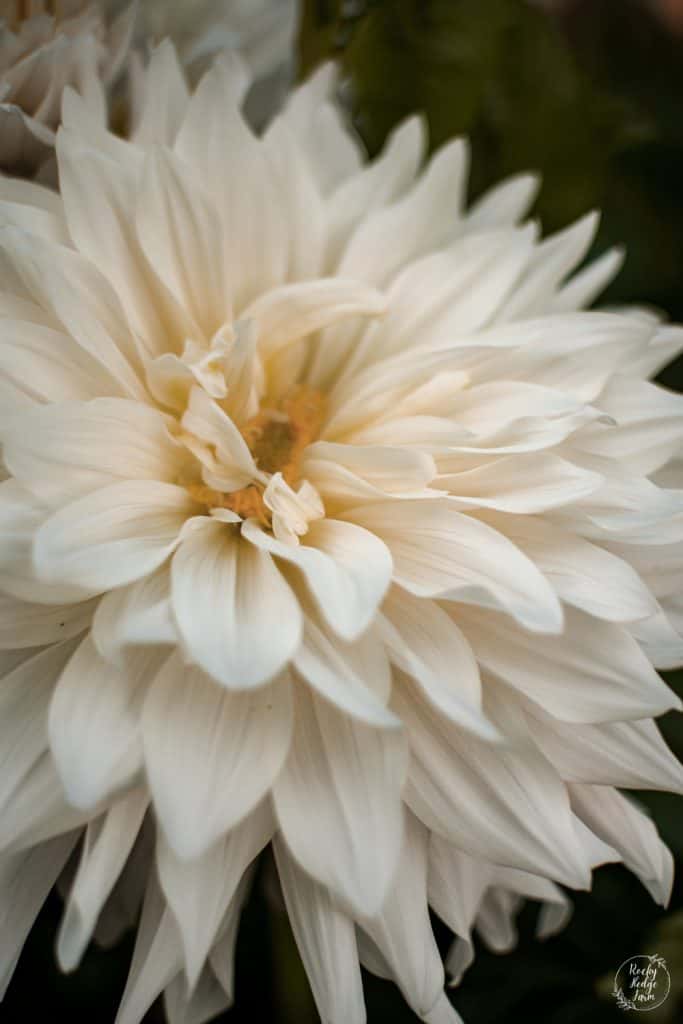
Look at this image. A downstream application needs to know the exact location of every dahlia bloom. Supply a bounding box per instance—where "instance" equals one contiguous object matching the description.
[2,44,683,1024]
[0,0,135,177]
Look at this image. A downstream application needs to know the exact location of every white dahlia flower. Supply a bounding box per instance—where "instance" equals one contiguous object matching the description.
[2,44,683,1024]
[0,0,135,177]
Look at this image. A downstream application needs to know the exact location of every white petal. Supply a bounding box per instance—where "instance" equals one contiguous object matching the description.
[498,212,599,320]
[0,833,79,999]
[136,147,227,337]
[0,590,95,649]
[273,833,366,1024]
[350,500,563,634]
[181,385,260,487]
[477,511,658,623]
[57,132,199,362]
[3,398,186,507]
[458,604,680,723]
[378,587,499,741]
[49,636,164,808]
[0,226,145,398]
[394,680,591,887]
[244,278,386,361]
[0,319,121,410]
[294,617,399,728]
[34,481,197,592]
[172,519,301,689]
[466,173,539,229]
[305,441,436,495]
[273,686,408,916]
[242,517,392,641]
[338,137,469,287]
[157,801,273,987]
[142,655,292,859]
[569,785,674,905]
[57,788,148,971]
[526,704,683,793]
[438,454,602,513]
[132,41,189,146]
[0,753,91,855]
[92,566,177,667]
[0,641,77,811]
[115,877,183,1024]
[325,114,426,268]
[174,54,287,309]
[359,813,462,1023]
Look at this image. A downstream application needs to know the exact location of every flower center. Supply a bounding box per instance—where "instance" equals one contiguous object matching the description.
[188,386,326,527]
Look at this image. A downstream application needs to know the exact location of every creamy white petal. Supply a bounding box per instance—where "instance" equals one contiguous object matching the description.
[0,640,77,811]
[0,226,145,398]
[57,133,200,362]
[350,499,563,633]
[273,834,366,1024]
[526,704,683,793]
[338,138,469,287]
[294,617,398,728]
[143,655,292,858]
[458,604,680,723]
[394,680,591,887]
[3,398,186,507]
[57,788,148,971]
[274,686,408,916]
[114,877,184,1024]
[34,481,198,592]
[92,566,177,667]
[137,147,227,337]
[0,833,79,1000]
[569,785,674,906]
[48,636,165,809]
[133,42,190,147]
[242,517,392,641]
[157,801,273,987]
[378,587,500,740]
[0,590,95,649]
[325,115,426,268]
[244,278,386,362]
[466,173,539,229]
[172,519,301,689]
[359,814,463,1023]
[0,319,122,411]
[174,54,287,309]
[476,512,658,623]
[438,454,602,513]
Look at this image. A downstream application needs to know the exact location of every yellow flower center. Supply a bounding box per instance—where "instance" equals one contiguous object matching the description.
[188,386,326,525]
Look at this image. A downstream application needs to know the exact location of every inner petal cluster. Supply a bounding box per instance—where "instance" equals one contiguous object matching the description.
[186,383,327,540]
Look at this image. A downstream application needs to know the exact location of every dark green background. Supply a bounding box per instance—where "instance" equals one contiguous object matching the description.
[5,1,683,1021]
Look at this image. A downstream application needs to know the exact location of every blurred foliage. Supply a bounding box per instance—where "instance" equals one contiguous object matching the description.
[6,2,683,1022]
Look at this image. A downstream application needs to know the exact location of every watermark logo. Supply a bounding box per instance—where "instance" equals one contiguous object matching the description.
[613,954,671,1012]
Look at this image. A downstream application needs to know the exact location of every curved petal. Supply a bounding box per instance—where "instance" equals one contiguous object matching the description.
[172,519,301,689]
[242,517,392,642]
[273,686,408,917]
[34,481,197,593]
[142,655,292,859]
[273,834,366,1024]
[458,604,680,724]
[350,499,563,634]
[3,398,186,507]
[157,801,274,988]
[48,635,164,809]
